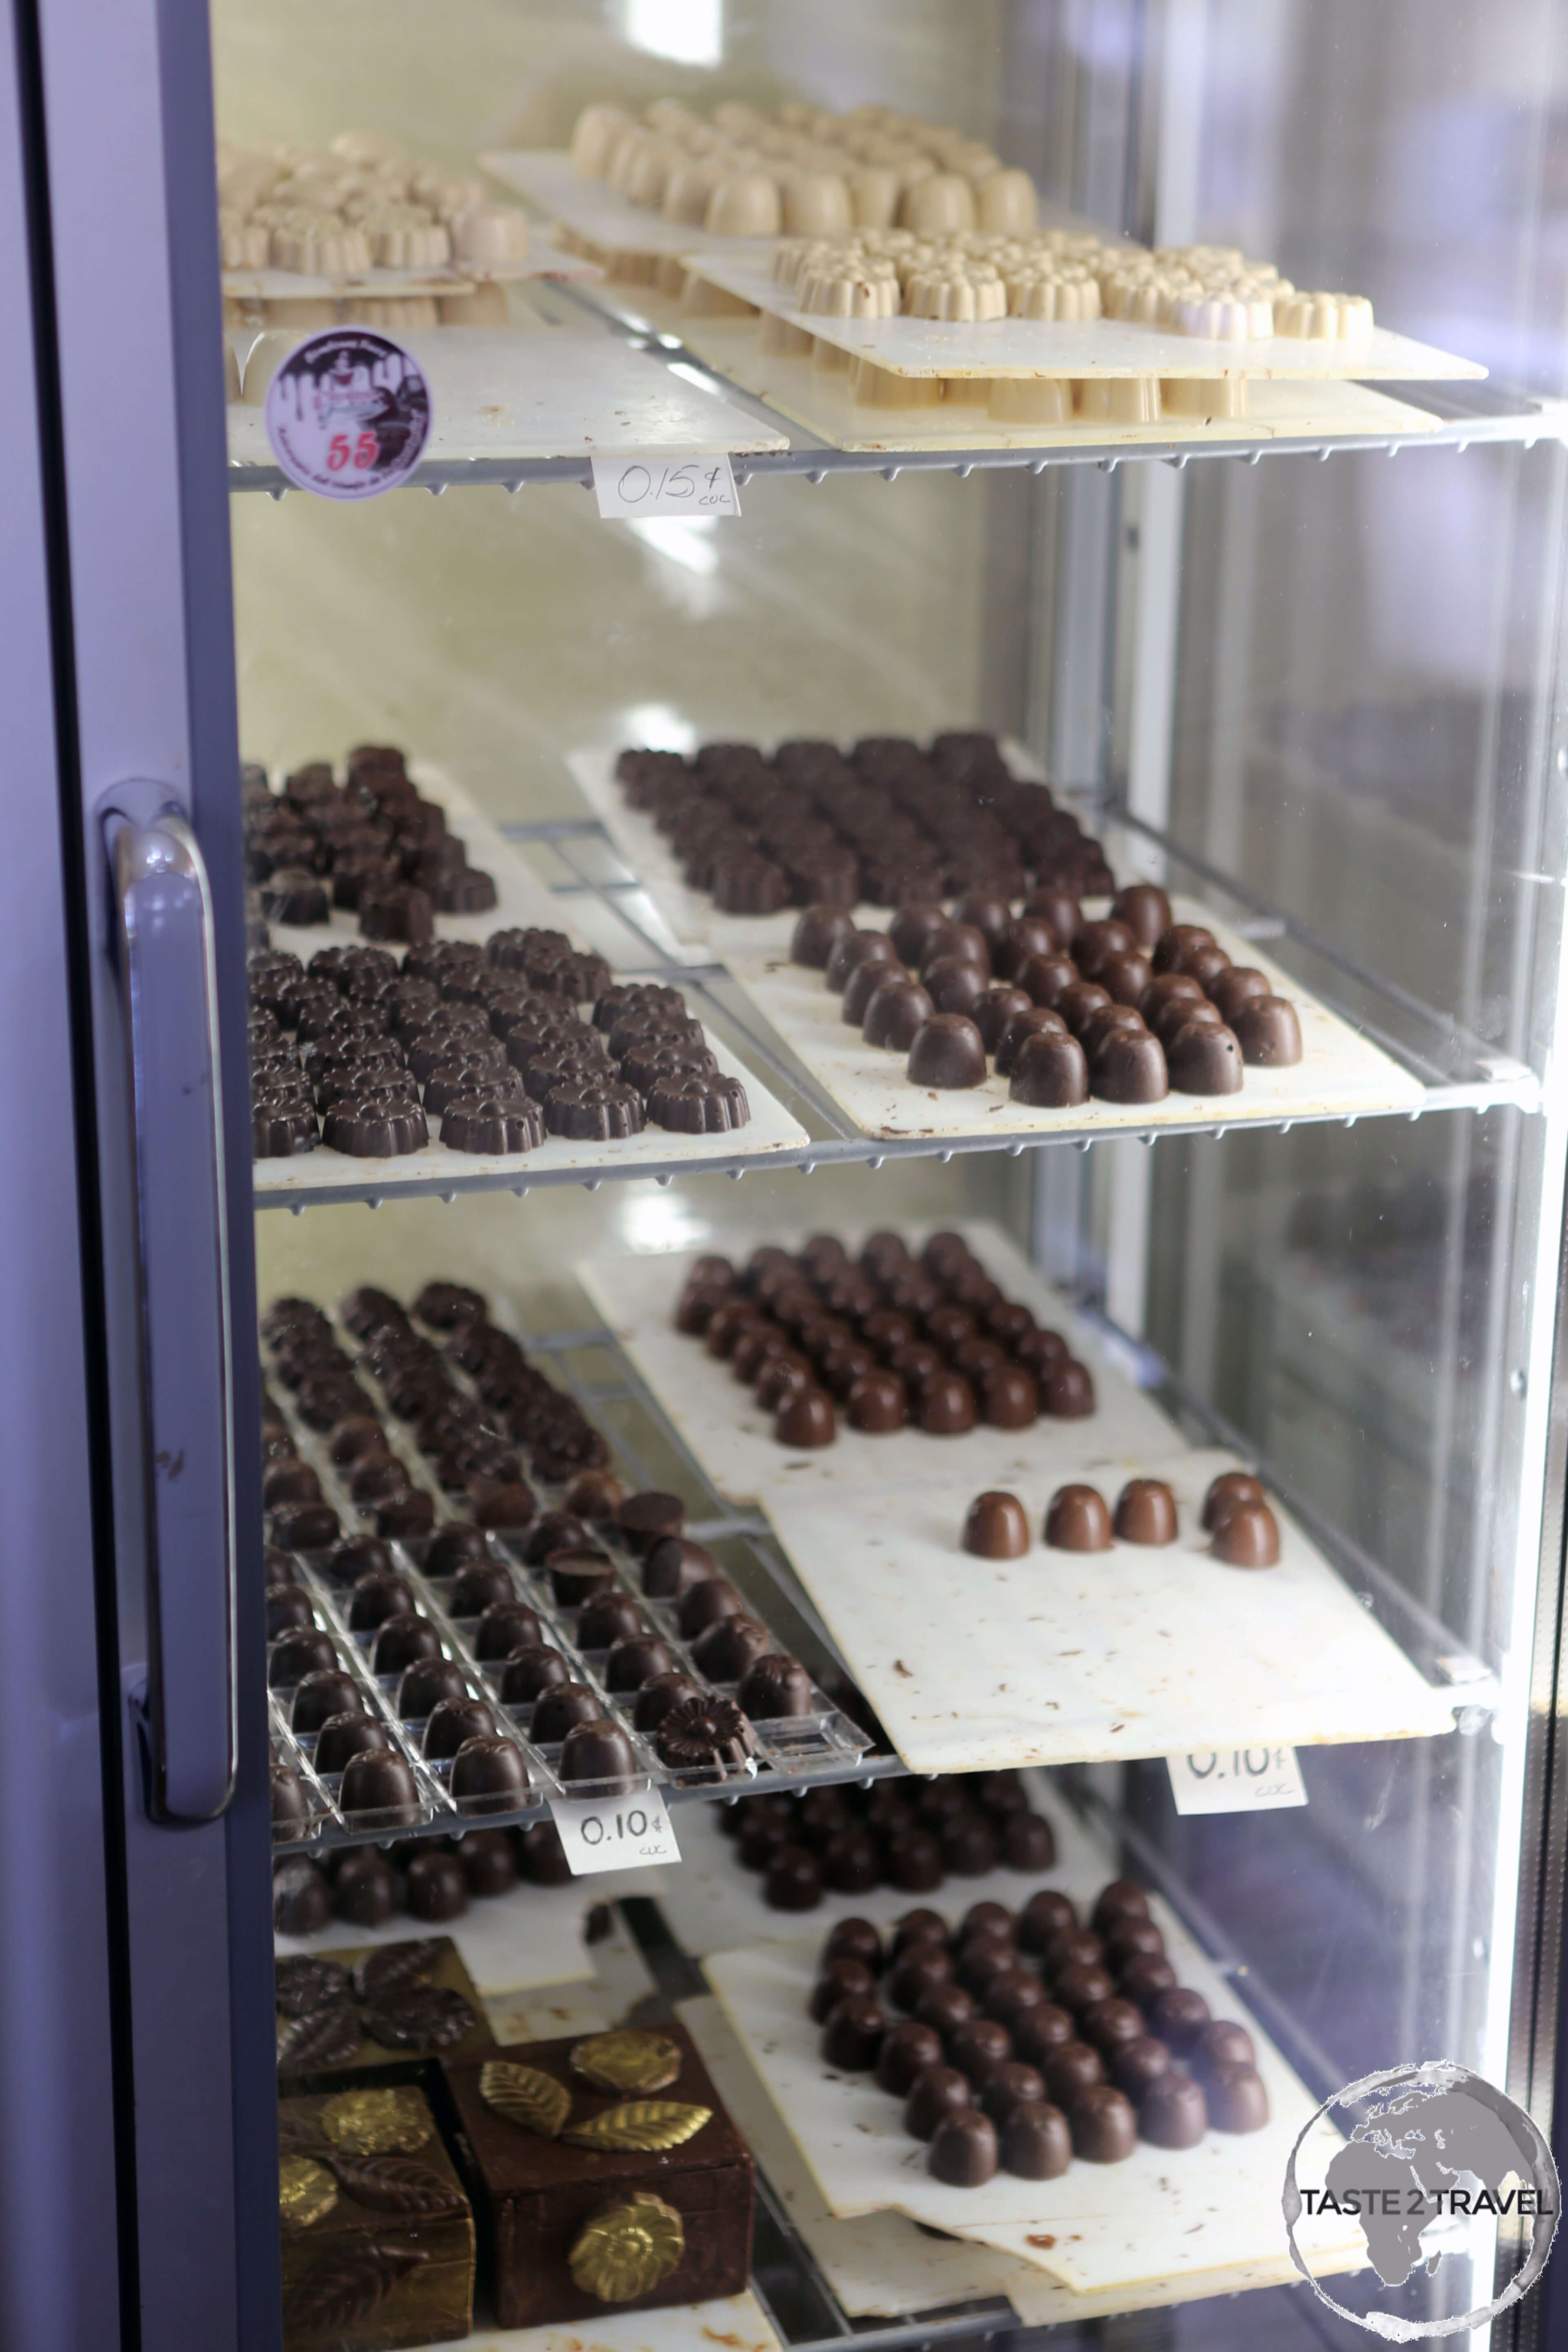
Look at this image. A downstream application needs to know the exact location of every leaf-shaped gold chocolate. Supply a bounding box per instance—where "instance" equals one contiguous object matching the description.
[278,2155,338,2230]
[564,2100,712,2153]
[570,2030,682,2095]
[479,2060,571,2140]
[321,2087,432,2155]
[569,2193,685,2303]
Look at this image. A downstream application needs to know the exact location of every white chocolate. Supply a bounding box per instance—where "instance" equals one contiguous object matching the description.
[977,169,1037,234]
[344,294,439,327]
[842,346,893,405]
[437,283,511,325]
[798,263,900,318]
[905,269,1006,321]
[450,205,529,264]
[1076,375,1162,423]
[759,310,815,356]
[571,103,635,177]
[1161,374,1249,416]
[704,173,783,236]
[268,221,372,274]
[781,172,853,238]
[900,172,976,234]
[987,376,1071,423]
[1275,290,1374,341]
[662,161,725,224]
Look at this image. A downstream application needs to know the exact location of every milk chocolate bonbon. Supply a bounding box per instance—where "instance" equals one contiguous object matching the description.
[963,1490,1030,1559]
[1113,1479,1178,1545]
[1045,1483,1112,1551]
[1200,1476,1261,1536]
[1212,1499,1281,1566]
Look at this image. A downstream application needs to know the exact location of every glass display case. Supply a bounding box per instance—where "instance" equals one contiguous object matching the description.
[6,3,1568,2348]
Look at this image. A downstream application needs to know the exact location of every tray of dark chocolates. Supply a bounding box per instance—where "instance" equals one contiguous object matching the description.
[637,1769,1108,1966]
[724,886,1422,1143]
[568,734,1110,958]
[702,1891,1361,2295]
[761,1448,1458,1773]
[244,746,506,956]
[577,1221,1178,1507]
[250,947,807,1196]
[262,1280,870,1856]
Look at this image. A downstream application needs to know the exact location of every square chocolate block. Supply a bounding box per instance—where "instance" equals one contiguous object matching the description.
[275,1936,494,2094]
[280,2084,474,2352]
[441,2019,755,2328]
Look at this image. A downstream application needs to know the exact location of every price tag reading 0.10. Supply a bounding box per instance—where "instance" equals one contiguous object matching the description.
[548,1793,682,1877]
[1166,1746,1308,1817]
[592,452,741,519]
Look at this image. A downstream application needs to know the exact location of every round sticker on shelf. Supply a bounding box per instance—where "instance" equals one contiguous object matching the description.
[263,327,432,498]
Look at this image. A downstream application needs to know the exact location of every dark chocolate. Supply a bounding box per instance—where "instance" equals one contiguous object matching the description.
[1206,2062,1270,2132]
[1113,1478,1178,1545]
[1009,1030,1089,1107]
[928,2108,998,2186]
[903,2064,973,2140]
[1071,2083,1137,2162]
[1166,1018,1243,1095]
[557,1716,638,1784]
[906,1013,987,1090]
[338,1748,421,1824]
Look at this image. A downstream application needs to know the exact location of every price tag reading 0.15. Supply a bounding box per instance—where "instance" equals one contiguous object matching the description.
[548,1793,682,1877]
[592,452,741,519]
[1166,1746,1308,1817]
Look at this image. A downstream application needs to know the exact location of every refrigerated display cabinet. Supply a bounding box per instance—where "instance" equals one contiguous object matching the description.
[6,0,1568,2346]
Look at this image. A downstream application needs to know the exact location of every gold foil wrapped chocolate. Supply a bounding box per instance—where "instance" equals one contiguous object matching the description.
[321,2087,432,2154]
[570,2030,682,2095]
[278,2155,338,2230]
[479,2059,572,2140]
[564,2100,712,2153]
[569,2192,686,2302]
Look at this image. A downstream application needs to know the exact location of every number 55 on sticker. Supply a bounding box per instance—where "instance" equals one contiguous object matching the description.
[593,453,740,518]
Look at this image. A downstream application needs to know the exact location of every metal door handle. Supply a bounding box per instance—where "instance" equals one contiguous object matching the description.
[103,786,236,1820]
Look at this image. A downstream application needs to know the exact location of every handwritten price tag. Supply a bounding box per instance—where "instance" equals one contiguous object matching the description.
[1167,1746,1307,1816]
[548,1793,682,1876]
[592,453,740,518]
